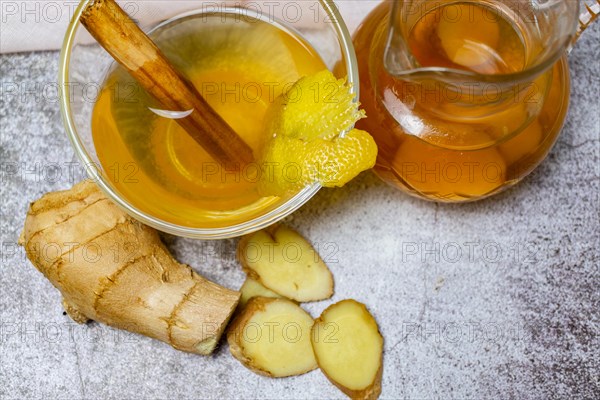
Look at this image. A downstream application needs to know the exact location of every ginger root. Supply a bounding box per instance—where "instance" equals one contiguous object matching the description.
[227,297,317,377]
[311,300,384,400]
[237,225,333,302]
[19,180,239,355]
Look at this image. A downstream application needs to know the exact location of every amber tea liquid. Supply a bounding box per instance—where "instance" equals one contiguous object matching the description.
[354,2,570,201]
[92,10,326,227]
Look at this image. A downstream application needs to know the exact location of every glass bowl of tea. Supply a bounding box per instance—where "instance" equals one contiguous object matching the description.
[60,0,358,238]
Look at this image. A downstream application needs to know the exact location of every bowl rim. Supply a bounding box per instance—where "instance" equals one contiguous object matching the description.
[59,0,359,239]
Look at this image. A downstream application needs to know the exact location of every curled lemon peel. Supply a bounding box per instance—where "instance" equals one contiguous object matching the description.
[259,70,377,195]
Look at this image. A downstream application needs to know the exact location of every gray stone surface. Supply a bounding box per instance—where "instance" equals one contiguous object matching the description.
[1,20,599,400]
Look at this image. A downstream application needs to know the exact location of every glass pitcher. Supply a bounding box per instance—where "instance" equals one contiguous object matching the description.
[354,0,583,202]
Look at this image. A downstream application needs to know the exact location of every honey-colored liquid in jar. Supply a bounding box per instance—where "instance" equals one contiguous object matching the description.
[408,3,526,74]
[354,2,570,201]
[92,11,326,227]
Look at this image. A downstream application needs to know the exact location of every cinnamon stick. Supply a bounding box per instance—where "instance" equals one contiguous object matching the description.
[80,0,253,166]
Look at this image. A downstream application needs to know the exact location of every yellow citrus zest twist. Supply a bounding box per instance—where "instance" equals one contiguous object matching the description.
[259,70,377,195]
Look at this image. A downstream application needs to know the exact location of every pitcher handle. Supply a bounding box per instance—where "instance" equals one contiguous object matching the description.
[570,0,600,51]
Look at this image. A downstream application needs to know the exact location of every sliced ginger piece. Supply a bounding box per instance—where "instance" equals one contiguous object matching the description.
[437,3,501,73]
[239,277,283,308]
[393,133,506,200]
[311,300,383,400]
[237,224,333,302]
[227,297,317,377]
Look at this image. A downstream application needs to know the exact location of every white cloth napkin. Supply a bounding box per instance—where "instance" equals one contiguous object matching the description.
[0,0,380,53]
